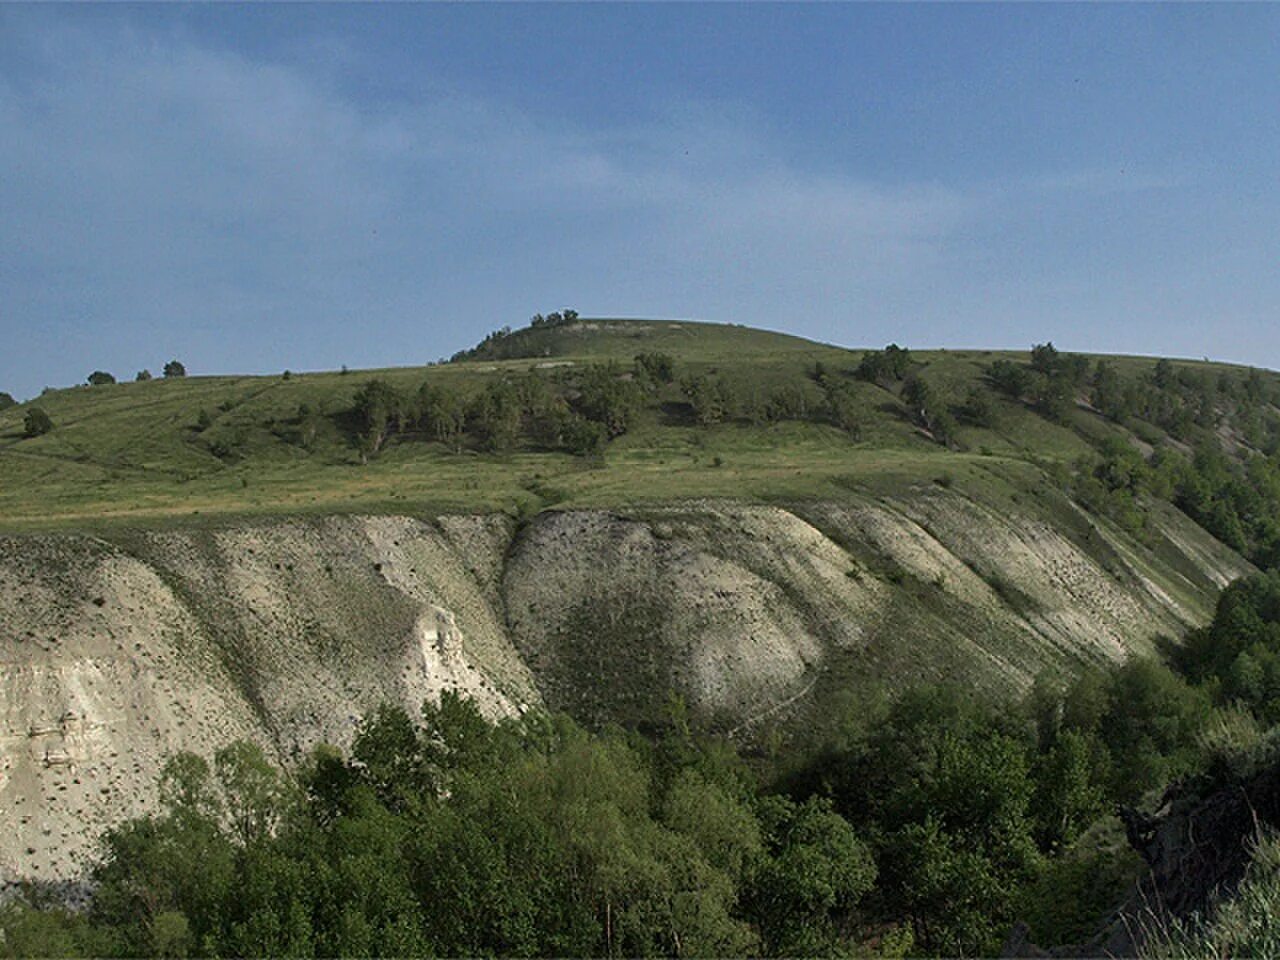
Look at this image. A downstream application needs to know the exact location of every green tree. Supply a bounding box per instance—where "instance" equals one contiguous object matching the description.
[746,795,875,955]
[352,379,404,460]
[1091,361,1131,421]
[576,364,643,437]
[468,380,523,451]
[87,370,116,386]
[988,358,1032,398]
[214,741,284,846]
[1030,342,1060,376]
[857,344,912,386]
[824,383,863,437]
[164,360,187,378]
[1030,371,1071,421]
[418,383,467,450]
[682,373,738,426]
[1031,730,1110,851]
[560,413,608,456]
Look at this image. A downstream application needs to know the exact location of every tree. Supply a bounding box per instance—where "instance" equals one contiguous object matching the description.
[23,407,52,437]
[352,379,404,461]
[1091,361,1130,422]
[1030,372,1071,421]
[135,370,153,382]
[214,741,284,846]
[0,391,15,411]
[1030,342,1060,376]
[418,385,466,451]
[87,371,116,386]
[577,364,643,437]
[682,374,738,426]
[857,345,912,386]
[746,795,876,955]
[1031,730,1109,851]
[903,376,956,446]
[901,376,937,426]
[468,381,523,451]
[164,360,187,378]
[561,414,608,456]
[824,383,863,437]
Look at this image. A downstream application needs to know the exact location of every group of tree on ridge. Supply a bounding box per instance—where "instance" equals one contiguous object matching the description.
[86,360,187,387]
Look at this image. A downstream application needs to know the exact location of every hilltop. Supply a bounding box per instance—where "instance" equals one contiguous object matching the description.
[2,317,1277,538]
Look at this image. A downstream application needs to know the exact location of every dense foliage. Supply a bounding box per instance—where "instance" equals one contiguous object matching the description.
[1,696,878,958]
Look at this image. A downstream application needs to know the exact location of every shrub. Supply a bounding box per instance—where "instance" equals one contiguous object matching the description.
[23,407,53,437]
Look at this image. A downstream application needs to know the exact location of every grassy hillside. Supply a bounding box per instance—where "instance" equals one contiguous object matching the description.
[3,317,1276,895]
[0,318,1277,536]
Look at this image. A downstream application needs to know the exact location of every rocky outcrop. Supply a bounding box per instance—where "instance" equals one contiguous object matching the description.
[0,489,1252,886]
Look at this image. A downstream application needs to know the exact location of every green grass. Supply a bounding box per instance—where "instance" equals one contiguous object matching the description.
[0,319,1273,532]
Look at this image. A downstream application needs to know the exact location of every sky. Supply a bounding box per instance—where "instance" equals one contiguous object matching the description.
[2,4,1279,400]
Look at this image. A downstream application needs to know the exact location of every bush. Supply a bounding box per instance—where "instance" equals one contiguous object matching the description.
[634,352,675,385]
[856,344,912,385]
[957,387,996,427]
[561,414,608,456]
[23,407,52,437]
[0,391,14,410]
[87,371,116,386]
[988,359,1032,399]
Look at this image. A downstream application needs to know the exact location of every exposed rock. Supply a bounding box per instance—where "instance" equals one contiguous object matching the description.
[0,491,1252,887]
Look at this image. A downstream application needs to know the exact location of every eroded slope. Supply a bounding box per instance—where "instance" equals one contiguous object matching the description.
[0,486,1252,886]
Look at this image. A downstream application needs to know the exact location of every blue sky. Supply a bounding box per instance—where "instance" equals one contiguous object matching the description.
[2,4,1278,399]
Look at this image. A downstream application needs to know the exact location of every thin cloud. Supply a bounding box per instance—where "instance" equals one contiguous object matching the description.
[0,21,977,397]
[4,15,1271,399]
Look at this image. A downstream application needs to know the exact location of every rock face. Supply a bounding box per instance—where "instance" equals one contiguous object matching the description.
[0,489,1252,886]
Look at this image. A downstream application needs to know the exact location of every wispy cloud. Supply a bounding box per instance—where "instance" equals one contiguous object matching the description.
[3,14,1270,398]
[0,18,984,397]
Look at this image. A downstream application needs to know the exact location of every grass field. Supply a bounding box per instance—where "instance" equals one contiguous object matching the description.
[0,318,1271,532]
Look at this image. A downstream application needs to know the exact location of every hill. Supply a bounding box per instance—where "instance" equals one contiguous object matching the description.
[1,318,1276,535]
[3,317,1280,888]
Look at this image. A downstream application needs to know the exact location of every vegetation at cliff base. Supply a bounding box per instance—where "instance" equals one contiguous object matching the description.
[11,570,1280,957]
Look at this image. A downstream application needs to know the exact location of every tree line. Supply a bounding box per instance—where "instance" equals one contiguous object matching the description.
[349,353,674,462]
